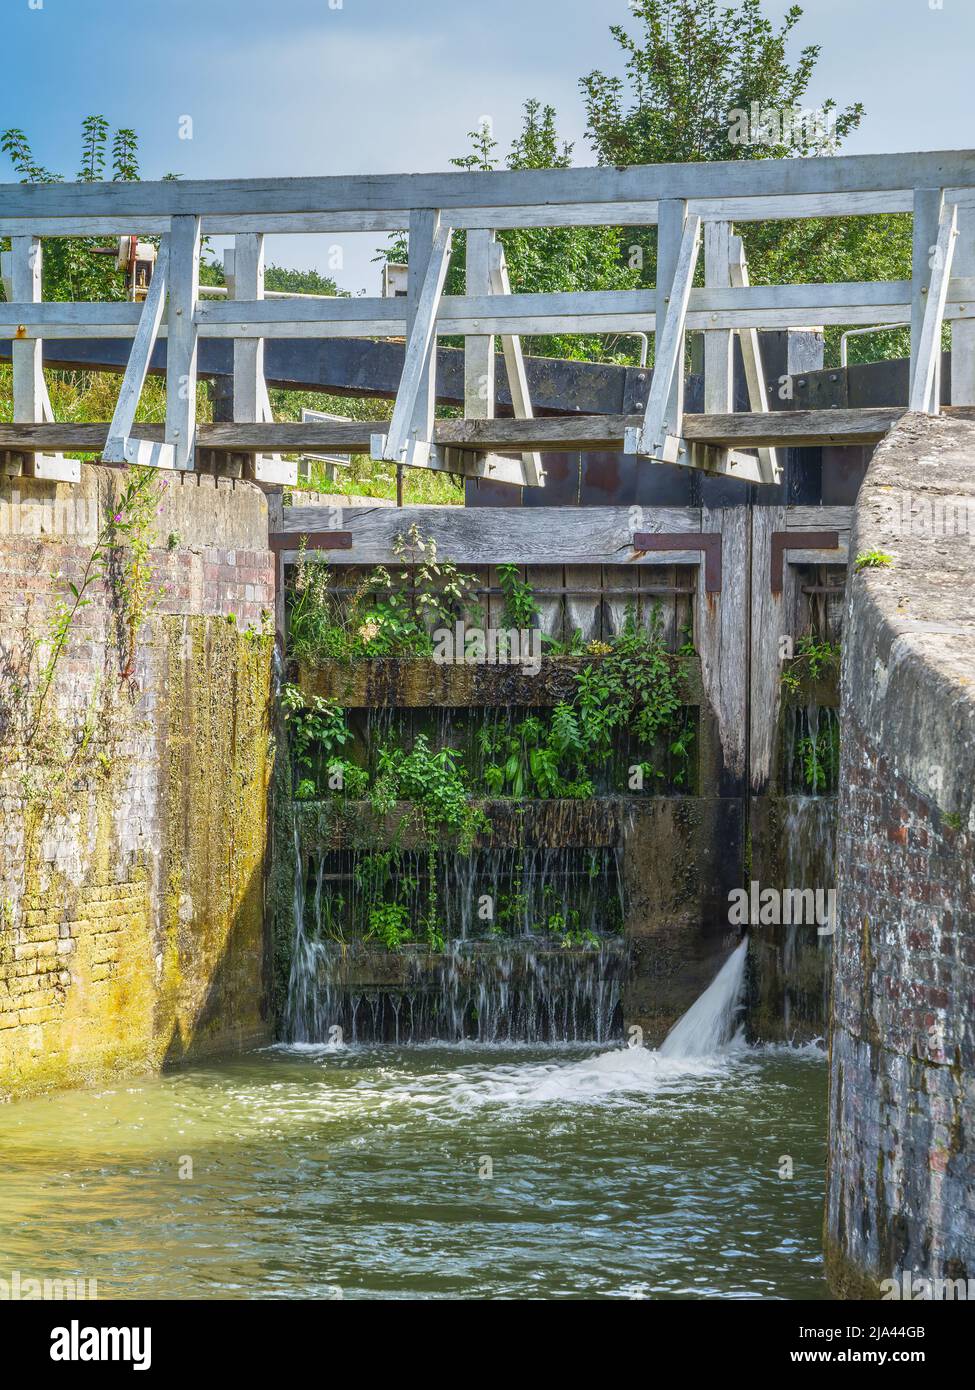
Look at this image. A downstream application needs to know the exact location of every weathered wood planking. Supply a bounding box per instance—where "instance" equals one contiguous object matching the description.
[166,215,201,470]
[564,564,602,644]
[0,189,935,240]
[607,564,640,642]
[527,565,564,642]
[953,204,975,405]
[4,150,975,219]
[274,504,702,566]
[698,507,750,789]
[0,409,918,456]
[749,505,790,793]
[785,506,854,532]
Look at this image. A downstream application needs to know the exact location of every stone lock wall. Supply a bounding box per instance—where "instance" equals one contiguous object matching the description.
[826,414,975,1297]
[0,467,275,1100]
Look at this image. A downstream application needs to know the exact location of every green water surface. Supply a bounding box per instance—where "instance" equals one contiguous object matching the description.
[0,1042,829,1300]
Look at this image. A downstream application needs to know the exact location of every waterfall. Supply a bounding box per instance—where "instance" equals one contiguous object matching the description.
[658,939,748,1058]
[283,839,629,1044]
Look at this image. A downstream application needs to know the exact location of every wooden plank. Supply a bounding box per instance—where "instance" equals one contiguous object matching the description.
[166,215,201,470]
[4,151,975,218]
[489,242,544,487]
[909,200,957,412]
[433,407,906,450]
[911,188,944,398]
[103,237,172,466]
[608,563,640,642]
[277,504,702,566]
[952,203,975,405]
[786,505,854,531]
[749,505,788,792]
[564,565,601,645]
[230,234,295,485]
[631,203,699,462]
[232,234,265,424]
[0,407,919,456]
[527,565,564,642]
[704,222,733,415]
[0,191,926,241]
[698,506,749,789]
[18,281,975,341]
[464,230,495,422]
[381,213,451,465]
[729,235,780,484]
[9,236,77,482]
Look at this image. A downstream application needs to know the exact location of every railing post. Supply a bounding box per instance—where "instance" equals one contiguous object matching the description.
[166,214,201,470]
[9,236,77,481]
[911,187,944,408]
[952,201,975,406]
[464,228,495,422]
[703,221,733,414]
[656,199,689,435]
[405,207,441,469]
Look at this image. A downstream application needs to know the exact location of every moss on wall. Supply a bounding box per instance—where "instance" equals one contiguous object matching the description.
[0,468,274,1101]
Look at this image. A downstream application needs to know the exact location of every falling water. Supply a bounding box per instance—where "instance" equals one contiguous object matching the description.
[658,939,748,1057]
[284,836,629,1044]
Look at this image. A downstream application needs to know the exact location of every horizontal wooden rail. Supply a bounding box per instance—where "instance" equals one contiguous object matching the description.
[2,150,974,219]
[7,280,975,342]
[0,407,922,457]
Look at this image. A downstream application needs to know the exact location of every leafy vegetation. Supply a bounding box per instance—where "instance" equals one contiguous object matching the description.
[854,550,894,572]
[780,635,840,695]
[288,525,480,665]
[794,715,840,795]
[578,0,911,366]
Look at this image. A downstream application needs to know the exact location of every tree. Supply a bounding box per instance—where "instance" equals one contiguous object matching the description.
[1,119,339,303]
[580,0,911,362]
[382,100,639,361]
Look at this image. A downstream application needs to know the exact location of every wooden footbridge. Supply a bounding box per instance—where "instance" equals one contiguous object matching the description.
[3,149,975,487]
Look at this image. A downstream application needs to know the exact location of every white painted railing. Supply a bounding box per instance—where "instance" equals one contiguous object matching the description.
[1,149,974,485]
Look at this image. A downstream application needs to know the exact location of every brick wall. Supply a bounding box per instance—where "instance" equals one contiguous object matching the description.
[0,468,275,1099]
[826,414,975,1297]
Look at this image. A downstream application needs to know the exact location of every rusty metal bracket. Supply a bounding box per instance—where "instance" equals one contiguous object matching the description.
[632,531,722,594]
[770,530,839,594]
[269,531,353,556]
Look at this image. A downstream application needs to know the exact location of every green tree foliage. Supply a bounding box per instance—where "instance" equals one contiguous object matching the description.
[1,119,150,302]
[383,100,639,360]
[1,119,341,305]
[579,0,911,363]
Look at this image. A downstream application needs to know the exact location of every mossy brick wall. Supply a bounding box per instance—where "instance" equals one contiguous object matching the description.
[825,415,975,1298]
[0,467,275,1100]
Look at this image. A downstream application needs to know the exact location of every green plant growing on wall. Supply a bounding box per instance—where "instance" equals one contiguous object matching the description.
[280,683,354,797]
[22,467,162,750]
[108,467,165,679]
[287,526,480,664]
[795,716,841,794]
[780,635,841,694]
[854,550,893,572]
[497,564,540,630]
[367,901,413,949]
[371,734,489,854]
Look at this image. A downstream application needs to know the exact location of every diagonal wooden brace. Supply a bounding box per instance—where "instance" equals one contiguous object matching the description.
[103,236,176,468]
[379,217,453,467]
[625,209,701,463]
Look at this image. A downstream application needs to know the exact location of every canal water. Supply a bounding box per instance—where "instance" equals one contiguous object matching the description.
[0,1040,828,1300]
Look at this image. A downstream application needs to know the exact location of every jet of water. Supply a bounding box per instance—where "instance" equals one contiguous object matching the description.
[658,939,748,1058]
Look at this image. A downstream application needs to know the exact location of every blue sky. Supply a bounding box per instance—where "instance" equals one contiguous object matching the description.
[4,0,975,292]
